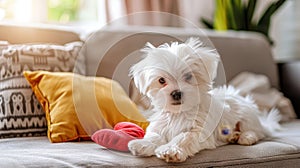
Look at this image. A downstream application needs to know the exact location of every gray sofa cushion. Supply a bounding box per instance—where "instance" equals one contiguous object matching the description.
[1,120,299,167]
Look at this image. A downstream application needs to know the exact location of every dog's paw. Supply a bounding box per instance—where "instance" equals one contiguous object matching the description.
[128,139,156,157]
[228,131,241,143]
[238,131,259,146]
[155,145,187,162]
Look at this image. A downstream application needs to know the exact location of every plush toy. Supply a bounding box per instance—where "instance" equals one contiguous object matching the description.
[91,122,145,152]
[219,121,241,144]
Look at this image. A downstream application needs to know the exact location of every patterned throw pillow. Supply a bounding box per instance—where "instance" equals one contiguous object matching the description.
[0,41,83,138]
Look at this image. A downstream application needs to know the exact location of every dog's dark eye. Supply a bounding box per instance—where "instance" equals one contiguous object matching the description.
[158,77,166,85]
[184,73,193,81]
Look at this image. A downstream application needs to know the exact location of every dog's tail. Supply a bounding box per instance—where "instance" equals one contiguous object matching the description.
[258,108,282,137]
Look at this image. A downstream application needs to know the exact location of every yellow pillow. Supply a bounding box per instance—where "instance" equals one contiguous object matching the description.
[23,71,149,143]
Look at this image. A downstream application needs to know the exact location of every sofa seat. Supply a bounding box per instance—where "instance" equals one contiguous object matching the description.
[1,120,299,168]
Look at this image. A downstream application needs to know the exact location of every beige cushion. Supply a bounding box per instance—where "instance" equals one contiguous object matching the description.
[0,120,299,167]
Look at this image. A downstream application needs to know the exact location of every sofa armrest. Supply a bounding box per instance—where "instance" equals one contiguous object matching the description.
[278,60,300,118]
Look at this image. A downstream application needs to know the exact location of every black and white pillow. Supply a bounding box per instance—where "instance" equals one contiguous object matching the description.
[0,41,84,138]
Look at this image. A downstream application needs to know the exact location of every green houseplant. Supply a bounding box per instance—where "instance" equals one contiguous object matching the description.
[201,0,286,44]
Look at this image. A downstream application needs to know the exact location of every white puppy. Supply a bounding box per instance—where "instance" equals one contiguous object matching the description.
[128,38,281,162]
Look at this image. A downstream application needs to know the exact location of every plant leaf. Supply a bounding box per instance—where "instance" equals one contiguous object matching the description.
[233,0,246,29]
[257,0,286,35]
[245,0,257,29]
[200,18,214,29]
[214,0,228,30]
[225,0,237,29]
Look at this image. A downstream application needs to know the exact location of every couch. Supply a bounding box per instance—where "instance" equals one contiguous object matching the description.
[0,23,299,167]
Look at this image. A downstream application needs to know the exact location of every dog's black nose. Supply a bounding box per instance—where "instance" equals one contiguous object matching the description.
[170,90,182,101]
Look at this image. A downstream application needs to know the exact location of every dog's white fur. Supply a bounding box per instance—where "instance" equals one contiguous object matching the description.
[128,38,281,162]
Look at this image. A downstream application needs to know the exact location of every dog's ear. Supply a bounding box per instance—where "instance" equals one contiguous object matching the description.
[129,42,157,94]
[185,37,220,81]
[129,62,148,95]
[200,52,220,81]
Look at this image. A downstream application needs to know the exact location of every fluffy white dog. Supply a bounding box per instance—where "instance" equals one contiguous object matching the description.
[128,38,281,162]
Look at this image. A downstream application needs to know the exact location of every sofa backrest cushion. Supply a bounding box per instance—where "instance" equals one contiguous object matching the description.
[0,23,81,45]
[81,26,278,95]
